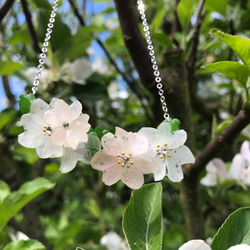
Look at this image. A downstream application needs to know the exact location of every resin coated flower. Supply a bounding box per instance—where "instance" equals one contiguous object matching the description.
[90,127,158,189]
[178,240,211,250]
[44,99,91,149]
[139,122,195,182]
[228,244,250,250]
[18,98,63,158]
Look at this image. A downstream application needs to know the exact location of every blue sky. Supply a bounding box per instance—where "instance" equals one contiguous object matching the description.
[0,0,115,111]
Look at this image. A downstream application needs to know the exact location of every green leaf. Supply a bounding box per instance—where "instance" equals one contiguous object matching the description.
[0,181,10,204]
[227,190,250,207]
[54,26,96,63]
[152,33,173,48]
[211,207,250,249]
[3,239,46,250]
[18,93,36,114]
[205,0,226,14]
[8,28,30,45]
[0,177,55,230]
[210,29,250,69]
[162,118,181,132]
[177,0,199,30]
[123,183,163,250]
[202,61,249,86]
[0,61,24,76]
[0,110,19,131]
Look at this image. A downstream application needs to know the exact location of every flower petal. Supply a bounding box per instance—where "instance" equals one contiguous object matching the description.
[30,98,49,116]
[171,145,195,165]
[240,141,250,163]
[102,133,122,153]
[69,100,82,121]
[124,133,148,155]
[156,122,172,141]
[166,157,184,182]
[44,110,61,128]
[200,172,218,186]
[76,142,91,164]
[102,165,123,186]
[70,59,93,84]
[36,135,63,158]
[51,128,69,147]
[153,159,166,181]
[53,99,71,122]
[60,148,78,173]
[91,150,118,171]
[18,129,41,148]
[138,127,157,145]
[122,167,144,189]
[179,240,212,250]
[133,155,158,174]
[228,154,245,180]
[168,130,187,148]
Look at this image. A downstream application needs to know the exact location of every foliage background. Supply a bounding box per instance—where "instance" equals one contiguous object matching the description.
[1,0,250,249]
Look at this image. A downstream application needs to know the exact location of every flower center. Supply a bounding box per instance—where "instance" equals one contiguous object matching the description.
[155,143,172,159]
[117,152,134,168]
[63,122,69,129]
[43,125,52,136]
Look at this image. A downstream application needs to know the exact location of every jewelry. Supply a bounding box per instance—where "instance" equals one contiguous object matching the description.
[18,0,195,189]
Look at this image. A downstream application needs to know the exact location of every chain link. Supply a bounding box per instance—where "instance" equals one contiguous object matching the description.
[137,0,169,120]
[32,0,60,95]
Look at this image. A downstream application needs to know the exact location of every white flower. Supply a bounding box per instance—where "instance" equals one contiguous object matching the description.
[178,239,212,250]
[228,244,250,250]
[18,98,63,158]
[9,231,29,241]
[100,231,128,250]
[200,158,227,186]
[44,99,91,150]
[228,141,250,186]
[139,122,195,182]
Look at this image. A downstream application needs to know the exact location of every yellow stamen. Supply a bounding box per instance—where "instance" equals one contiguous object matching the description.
[157,145,160,148]
[128,153,132,157]
[164,143,168,147]
[127,164,130,168]
[118,160,122,164]
[121,163,125,167]
[160,155,164,159]
[167,154,171,158]
[168,147,172,151]
[130,161,134,165]
[156,149,160,152]
[117,154,120,157]
[122,152,126,156]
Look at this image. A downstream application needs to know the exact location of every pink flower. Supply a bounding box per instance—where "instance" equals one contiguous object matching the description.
[44,99,91,149]
[90,127,158,189]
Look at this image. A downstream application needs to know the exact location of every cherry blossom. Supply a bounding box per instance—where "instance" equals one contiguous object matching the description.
[44,99,91,150]
[90,127,158,189]
[200,158,227,186]
[18,98,63,158]
[178,240,212,250]
[139,122,195,182]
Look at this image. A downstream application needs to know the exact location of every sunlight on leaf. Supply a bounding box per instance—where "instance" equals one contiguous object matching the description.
[3,240,46,250]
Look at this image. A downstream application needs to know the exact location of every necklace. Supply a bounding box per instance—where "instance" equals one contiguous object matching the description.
[18,0,195,189]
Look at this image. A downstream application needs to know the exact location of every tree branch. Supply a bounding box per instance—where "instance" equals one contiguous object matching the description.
[0,0,15,24]
[2,75,15,108]
[20,0,41,55]
[68,0,154,123]
[187,0,206,73]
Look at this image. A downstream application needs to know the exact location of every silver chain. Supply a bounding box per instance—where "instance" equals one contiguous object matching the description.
[32,0,60,95]
[137,0,169,120]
